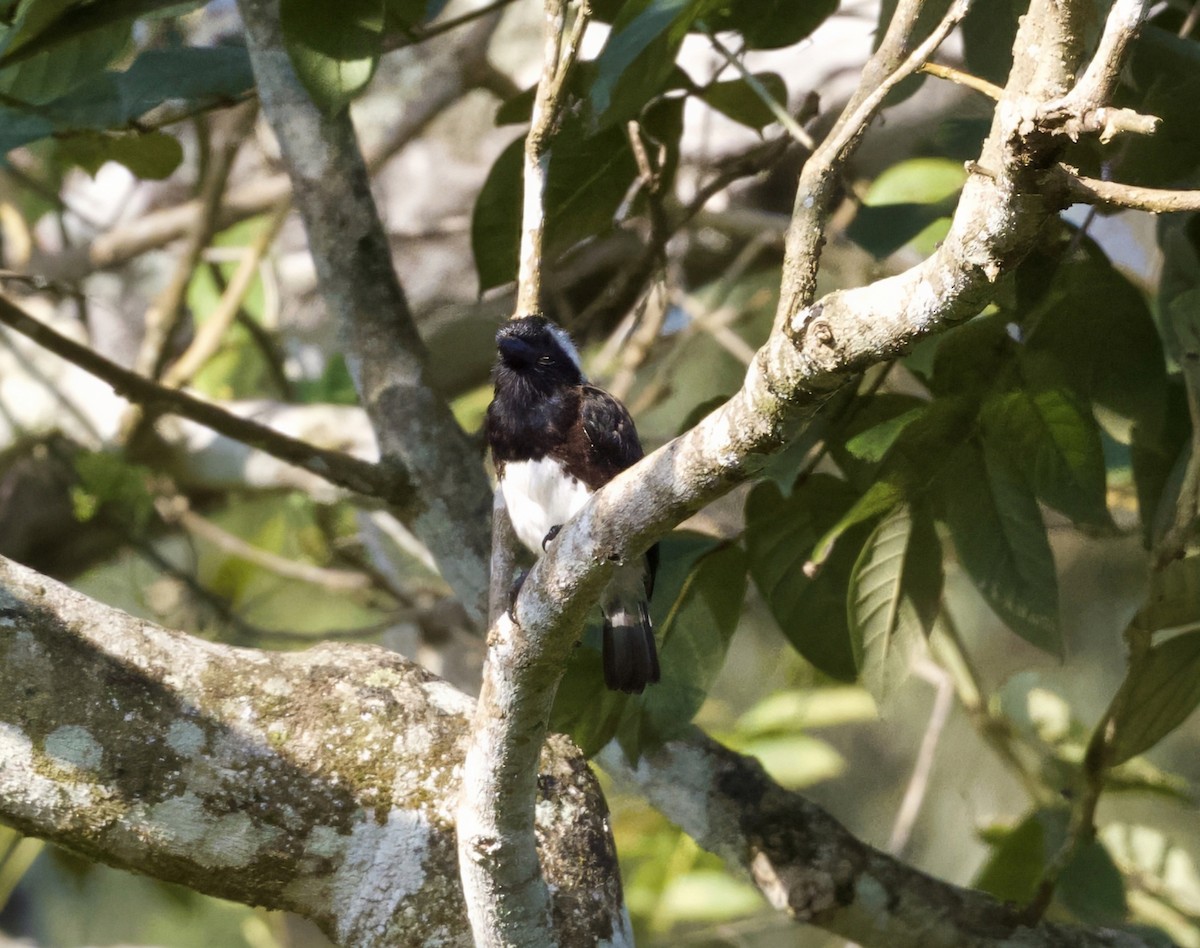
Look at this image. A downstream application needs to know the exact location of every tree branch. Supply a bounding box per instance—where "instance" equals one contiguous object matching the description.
[598,731,1166,948]
[237,0,494,625]
[0,296,410,506]
[0,554,626,947]
[1044,164,1200,213]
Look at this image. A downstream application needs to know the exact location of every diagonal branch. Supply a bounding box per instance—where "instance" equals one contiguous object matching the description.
[598,730,1164,948]
[0,295,410,506]
[237,0,495,625]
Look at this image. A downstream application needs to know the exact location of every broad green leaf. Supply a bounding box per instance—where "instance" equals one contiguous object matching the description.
[0,47,256,156]
[848,505,943,699]
[980,355,1111,527]
[620,539,746,757]
[974,810,1059,904]
[930,312,1016,397]
[744,475,863,680]
[280,0,384,115]
[57,130,183,179]
[1057,839,1128,925]
[547,621,631,757]
[656,870,763,926]
[702,0,838,50]
[383,0,448,31]
[1115,26,1200,187]
[588,0,698,128]
[697,73,787,130]
[960,0,1022,85]
[472,98,681,289]
[1136,555,1200,633]
[471,135,523,289]
[841,400,927,464]
[1023,242,1166,443]
[0,19,127,104]
[940,442,1061,654]
[1107,629,1200,764]
[0,0,198,67]
[847,157,966,258]
[809,477,902,570]
[733,733,844,789]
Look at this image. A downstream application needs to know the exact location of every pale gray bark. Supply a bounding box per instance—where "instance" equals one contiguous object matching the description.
[600,731,1161,948]
[0,555,625,947]
[237,0,494,626]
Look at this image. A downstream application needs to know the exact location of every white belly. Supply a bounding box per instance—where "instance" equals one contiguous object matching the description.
[500,457,593,555]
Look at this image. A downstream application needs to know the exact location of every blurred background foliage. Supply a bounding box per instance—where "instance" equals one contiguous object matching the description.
[0,0,1198,945]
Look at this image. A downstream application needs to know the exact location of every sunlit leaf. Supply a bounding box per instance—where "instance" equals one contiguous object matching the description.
[848,504,942,699]
[1107,629,1200,765]
[280,0,384,115]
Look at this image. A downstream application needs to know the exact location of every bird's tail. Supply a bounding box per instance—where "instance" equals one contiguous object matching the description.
[602,600,660,694]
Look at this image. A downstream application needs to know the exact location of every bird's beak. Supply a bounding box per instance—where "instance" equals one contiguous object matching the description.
[498,335,537,367]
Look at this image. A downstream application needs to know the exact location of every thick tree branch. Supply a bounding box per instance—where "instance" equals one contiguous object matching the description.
[598,731,1164,948]
[238,0,494,625]
[0,554,626,947]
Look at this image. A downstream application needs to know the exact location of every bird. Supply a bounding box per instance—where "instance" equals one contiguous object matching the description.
[485,314,660,694]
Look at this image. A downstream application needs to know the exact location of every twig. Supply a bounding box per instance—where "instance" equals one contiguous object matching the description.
[1045,165,1200,213]
[775,0,972,331]
[514,0,589,317]
[160,198,292,390]
[155,495,373,593]
[919,62,1003,100]
[707,33,815,149]
[134,102,258,382]
[0,296,411,507]
[888,661,954,855]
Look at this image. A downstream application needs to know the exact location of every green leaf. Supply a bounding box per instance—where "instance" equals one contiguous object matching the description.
[842,401,927,464]
[588,0,698,128]
[619,538,746,757]
[1057,838,1128,925]
[744,475,863,680]
[847,157,966,258]
[1023,242,1166,443]
[697,72,787,130]
[656,870,763,926]
[848,505,943,699]
[472,98,681,289]
[809,477,902,570]
[702,0,838,50]
[940,442,1061,654]
[280,0,384,115]
[471,135,523,289]
[1115,26,1200,187]
[57,129,183,179]
[930,312,1016,397]
[980,354,1111,528]
[0,19,127,104]
[1107,629,1200,764]
[974,810,1059,904]
[0,47,256,156]
[960,0,1022,85]
[1135,555,1200,633]
[548,622,631,757]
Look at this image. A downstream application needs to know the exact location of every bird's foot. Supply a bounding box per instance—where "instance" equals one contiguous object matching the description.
[542,524,562,551]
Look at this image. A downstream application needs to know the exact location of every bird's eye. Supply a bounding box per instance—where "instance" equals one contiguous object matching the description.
[538,355,551,364]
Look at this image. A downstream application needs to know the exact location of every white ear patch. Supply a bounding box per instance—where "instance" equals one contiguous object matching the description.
[548,324,585,378]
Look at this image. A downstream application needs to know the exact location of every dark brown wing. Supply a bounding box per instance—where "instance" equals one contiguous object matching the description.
[553,384,644,490]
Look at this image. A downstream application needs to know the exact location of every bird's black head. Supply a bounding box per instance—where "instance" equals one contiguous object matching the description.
[493,316,584,389]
